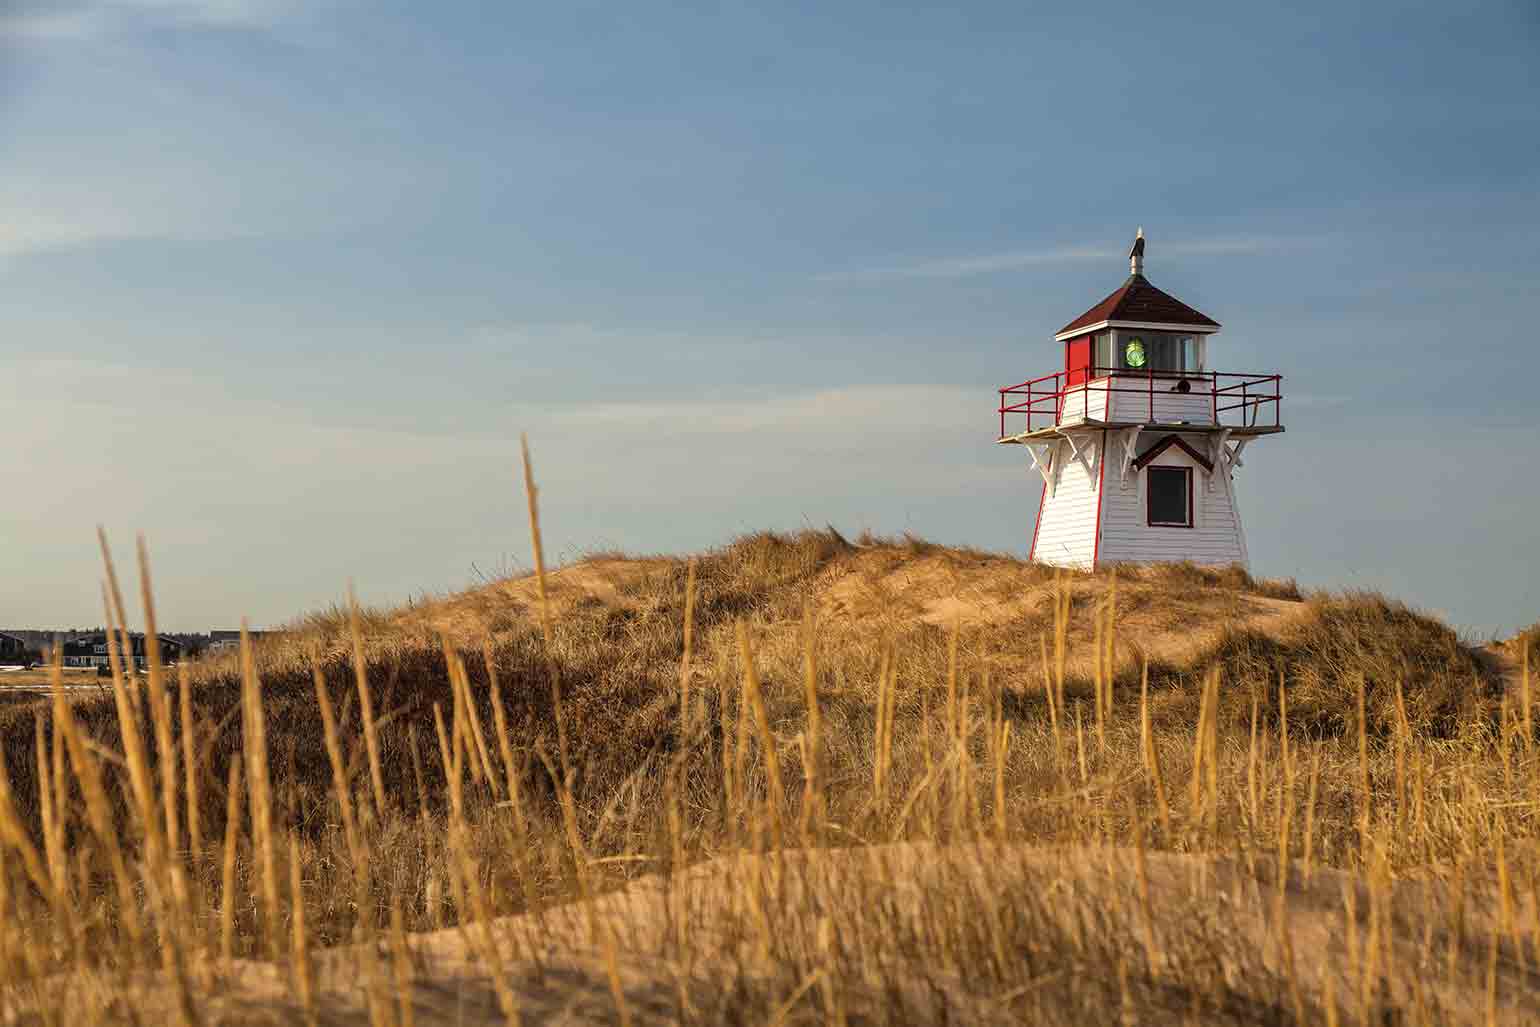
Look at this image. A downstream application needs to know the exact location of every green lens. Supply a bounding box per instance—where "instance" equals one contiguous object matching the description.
[1125,338,1146,368]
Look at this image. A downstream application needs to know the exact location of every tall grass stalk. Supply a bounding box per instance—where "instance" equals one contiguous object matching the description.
[239,620,281,958]
[520,433,568,777]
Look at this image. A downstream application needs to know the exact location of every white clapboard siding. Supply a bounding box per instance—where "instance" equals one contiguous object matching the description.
[1058,381,1111,424]
[1104,376,1215,425]
[1058,377,1216,427]
[1097,439,1247,568]
[1031,433,1103,570]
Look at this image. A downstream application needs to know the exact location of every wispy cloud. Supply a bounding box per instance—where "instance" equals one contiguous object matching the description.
[0,161,295,262]
[0,9,96,39]
[0,117,420,263]
[0,0,294,40]
[552,384,982,439]
[817,245,1118,282]
[0,203,245,261]
[818,236,1318,283]
[112,0,294,25]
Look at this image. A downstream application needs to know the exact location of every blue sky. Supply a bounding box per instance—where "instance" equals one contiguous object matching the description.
[1,0,1537,634]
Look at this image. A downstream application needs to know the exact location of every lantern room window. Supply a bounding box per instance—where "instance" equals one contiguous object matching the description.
[1095,331,1203,374]
[1147,466,1193,527]
[1092,331,1113,372]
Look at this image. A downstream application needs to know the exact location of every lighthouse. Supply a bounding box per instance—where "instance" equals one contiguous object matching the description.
[998,230,1283,570]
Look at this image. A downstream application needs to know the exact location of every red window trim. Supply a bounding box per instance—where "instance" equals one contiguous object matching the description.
[1146,465,1194,528]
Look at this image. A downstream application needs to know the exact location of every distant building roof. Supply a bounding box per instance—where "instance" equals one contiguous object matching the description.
[1056,273,1221,340]
[210,630,266,642]
[65,632,182,647]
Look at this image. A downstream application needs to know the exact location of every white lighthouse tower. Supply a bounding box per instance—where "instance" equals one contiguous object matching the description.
[998,230,1283,570]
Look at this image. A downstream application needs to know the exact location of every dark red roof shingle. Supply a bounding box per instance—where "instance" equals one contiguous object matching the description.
[1057,274,1220,336]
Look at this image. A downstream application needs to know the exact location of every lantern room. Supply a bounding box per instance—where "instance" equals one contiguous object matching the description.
[1057,228,1219,388]
[998,229,1282,437]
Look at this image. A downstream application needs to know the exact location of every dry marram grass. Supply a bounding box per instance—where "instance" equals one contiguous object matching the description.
[0,512,1534,1023]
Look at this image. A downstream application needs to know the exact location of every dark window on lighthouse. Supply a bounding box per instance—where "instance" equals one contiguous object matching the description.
[1147,466,1192,527]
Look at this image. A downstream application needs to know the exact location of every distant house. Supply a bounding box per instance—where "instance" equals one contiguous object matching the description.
[0,632,26,664]
[207,629,266,653]
[61,633,183,671]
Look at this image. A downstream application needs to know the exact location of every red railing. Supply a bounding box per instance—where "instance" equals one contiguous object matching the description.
[997,366,1282,438]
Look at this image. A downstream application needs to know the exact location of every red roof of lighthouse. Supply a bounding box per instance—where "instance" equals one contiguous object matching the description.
[1057,273,1220,337]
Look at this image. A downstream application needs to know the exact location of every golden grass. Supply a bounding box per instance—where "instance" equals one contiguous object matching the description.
[0,489,1535,1022]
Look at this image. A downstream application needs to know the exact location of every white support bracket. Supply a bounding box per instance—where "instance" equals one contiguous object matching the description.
[1223,438,1251,479]
[1066,434,1098,479]
[1061,431,1083,470]
[1116,426,1143,489]
[1206,429,1231,494]
[1025,442,1059,498]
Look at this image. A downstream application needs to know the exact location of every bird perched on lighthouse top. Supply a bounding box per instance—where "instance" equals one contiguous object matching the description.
[1129,226,1145,275]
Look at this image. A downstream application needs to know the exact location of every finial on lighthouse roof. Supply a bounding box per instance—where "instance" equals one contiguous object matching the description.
[1129,226,1145,276]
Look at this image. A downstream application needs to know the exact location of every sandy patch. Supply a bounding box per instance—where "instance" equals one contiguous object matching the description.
[39,842,1532,1024]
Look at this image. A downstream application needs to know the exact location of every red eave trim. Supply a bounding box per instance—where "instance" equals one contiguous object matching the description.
[1056,273,1222,337]
[1058,280,1134,337]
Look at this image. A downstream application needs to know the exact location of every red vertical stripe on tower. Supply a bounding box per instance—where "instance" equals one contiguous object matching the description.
[1028,479,1046,562]
[1091,428,1108,569]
